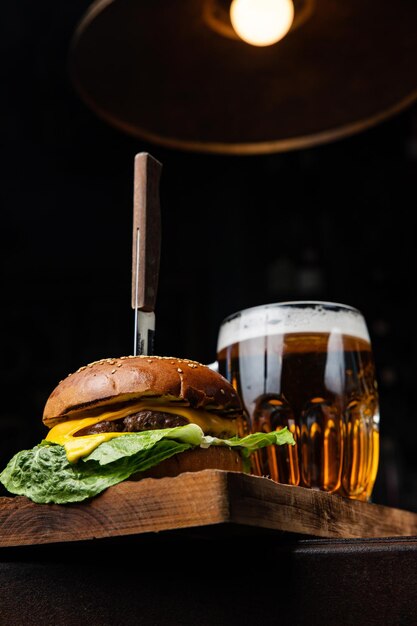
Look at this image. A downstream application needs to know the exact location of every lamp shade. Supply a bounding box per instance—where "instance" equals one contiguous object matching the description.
[69,0,417,154]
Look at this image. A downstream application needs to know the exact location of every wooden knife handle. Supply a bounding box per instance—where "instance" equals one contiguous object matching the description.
[131,153,162,311]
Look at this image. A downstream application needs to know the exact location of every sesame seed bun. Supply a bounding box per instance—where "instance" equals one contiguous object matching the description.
[43,355,242,427]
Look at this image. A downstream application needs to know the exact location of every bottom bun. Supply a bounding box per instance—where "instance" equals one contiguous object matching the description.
[130,446,243,480]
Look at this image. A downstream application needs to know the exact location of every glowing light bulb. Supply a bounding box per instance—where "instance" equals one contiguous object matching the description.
[230,0,294,47]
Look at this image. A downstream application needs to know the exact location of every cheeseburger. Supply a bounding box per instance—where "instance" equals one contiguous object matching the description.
[0,355,294,504]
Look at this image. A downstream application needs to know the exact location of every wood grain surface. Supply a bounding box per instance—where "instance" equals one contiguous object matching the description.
[1,470,417,548]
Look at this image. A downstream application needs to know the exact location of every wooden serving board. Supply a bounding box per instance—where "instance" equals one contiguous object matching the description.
[1,470,417,548]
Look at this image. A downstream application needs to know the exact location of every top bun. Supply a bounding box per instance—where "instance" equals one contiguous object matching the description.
[43,355,241,426]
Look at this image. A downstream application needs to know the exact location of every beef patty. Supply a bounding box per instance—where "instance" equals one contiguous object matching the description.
[75,410,188,436]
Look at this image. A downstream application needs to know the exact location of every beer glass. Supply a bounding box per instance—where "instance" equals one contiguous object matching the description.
[216,301,380,501]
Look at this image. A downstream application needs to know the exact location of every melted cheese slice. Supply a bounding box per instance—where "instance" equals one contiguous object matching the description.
[46,401,237,463]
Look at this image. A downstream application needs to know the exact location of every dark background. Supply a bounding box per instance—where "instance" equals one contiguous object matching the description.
[1,1,417,510]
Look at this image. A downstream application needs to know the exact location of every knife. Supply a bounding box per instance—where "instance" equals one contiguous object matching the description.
[131,152,162,356]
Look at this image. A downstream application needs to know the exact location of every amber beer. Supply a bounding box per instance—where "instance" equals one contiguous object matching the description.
[217,302,380,501]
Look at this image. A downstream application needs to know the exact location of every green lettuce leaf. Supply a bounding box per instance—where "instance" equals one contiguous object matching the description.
[0,439,191,504]
[85,423,205,465]
[0,425,295,504]
[201,428,296,457]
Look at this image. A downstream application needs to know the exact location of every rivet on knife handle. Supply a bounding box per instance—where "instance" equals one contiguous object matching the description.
[131,152,162,356]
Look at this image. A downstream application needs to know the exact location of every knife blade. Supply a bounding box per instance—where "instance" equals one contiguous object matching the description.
[131,152,162,356]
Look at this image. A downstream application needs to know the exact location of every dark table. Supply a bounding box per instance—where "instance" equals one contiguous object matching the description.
[1,528,417,626]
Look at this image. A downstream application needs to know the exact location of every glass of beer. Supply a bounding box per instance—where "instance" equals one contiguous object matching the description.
[216,301,380,501]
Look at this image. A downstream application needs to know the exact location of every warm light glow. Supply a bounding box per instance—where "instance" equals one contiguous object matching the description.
[230,0,294,47]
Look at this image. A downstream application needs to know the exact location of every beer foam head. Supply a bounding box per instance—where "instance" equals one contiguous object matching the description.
[217,301,370,352]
